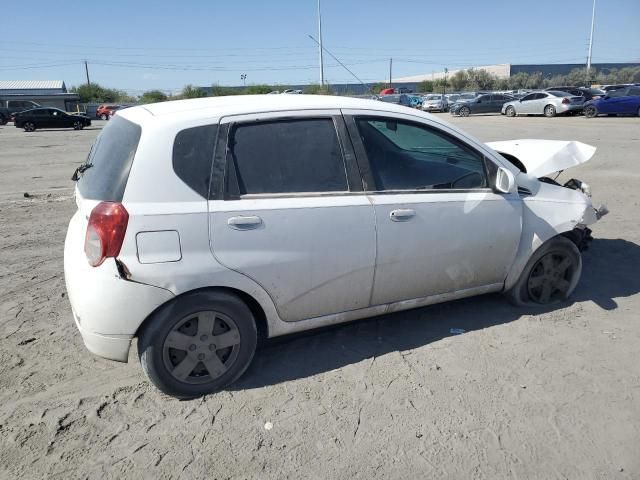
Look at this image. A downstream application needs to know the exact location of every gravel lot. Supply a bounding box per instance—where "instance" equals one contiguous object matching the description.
[1,113,639,479]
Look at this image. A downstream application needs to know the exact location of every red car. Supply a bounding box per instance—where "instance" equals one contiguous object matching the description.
[95,105,120,120]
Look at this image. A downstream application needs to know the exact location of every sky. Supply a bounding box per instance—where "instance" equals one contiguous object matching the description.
[1,0,639,95]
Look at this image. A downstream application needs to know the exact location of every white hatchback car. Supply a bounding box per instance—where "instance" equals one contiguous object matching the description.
[65,95,606,398]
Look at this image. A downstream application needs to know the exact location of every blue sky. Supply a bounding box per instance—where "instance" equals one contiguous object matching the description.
[1,0,638,94]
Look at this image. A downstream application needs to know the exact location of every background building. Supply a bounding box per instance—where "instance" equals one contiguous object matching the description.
[0,80,81,110]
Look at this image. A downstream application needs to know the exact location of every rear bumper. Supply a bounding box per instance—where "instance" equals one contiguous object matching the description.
[64,211,174,362]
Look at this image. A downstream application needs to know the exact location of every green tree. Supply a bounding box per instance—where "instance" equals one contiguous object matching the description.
[507,72,530,90]
[180,85,207,99]
[449,70,468,91]
[416,80,434,93]
[467,69,497,91]
[139,90,168,103]
[244,84,274,95]
[70,83,129,103]
[210,84,239,96]
[303,84,332,95]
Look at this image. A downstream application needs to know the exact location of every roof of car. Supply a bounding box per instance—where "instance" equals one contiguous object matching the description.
[123,94,422,122]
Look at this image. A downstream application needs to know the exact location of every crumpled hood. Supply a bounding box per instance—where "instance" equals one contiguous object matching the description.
[486,139,596,177]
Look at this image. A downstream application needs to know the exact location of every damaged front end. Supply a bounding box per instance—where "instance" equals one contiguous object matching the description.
[486,139,609,251]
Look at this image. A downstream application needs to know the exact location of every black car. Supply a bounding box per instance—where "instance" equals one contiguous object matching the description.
[14,108,91,132]
[449,93,514,116]
[544,86,604,101]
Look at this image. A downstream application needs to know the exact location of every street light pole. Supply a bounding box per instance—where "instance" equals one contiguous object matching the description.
[241,74,247,87]
[443,68,448,95]
[317,0,325,87]
[586,0,596,85]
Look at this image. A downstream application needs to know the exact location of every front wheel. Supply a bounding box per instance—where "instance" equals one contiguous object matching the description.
[459,106,470,117]
[73,120,84,130]
[100,114,108,120]
[505,106,516,117]
[506,236,582,306]
[138,290,257,399]
[23,121,36,132]
[584,105,597,118]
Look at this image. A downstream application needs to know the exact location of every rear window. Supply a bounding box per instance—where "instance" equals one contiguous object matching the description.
[172,124,217,198]
[77,116,141,201]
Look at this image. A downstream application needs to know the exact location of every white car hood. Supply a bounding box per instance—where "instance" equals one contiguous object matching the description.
[486,139,596,177]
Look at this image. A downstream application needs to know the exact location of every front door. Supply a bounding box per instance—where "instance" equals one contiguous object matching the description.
[209,111,376,322]
[345,112,522,305]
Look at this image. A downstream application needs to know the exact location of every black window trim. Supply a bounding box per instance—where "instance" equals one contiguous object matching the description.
[344,113,495,195]
[218,114,362,200]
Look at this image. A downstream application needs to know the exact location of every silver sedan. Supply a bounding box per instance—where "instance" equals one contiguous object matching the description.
[502,91,585,117]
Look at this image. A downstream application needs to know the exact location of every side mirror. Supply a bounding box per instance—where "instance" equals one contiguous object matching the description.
[495,167,515,194]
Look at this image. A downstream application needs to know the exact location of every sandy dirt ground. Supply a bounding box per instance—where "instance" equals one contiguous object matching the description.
[0,113,639,479]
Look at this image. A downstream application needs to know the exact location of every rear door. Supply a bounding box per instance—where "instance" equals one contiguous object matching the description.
[209,111,377,322]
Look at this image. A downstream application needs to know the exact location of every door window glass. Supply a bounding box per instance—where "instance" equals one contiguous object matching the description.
[355,118,487,191]
[228,118,348,195]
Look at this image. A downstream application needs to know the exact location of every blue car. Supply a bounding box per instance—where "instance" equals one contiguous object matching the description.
[584,86,640,118]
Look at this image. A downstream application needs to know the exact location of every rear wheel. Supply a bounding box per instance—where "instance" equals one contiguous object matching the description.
[584,105,598,118]
[505,106,516,117]
[100,114,108,120]
[23,121,36,132]
[459,106,470,117]
[506,236,582,306]
[0,115,7,126]
[138,290,257,399]
[544,105,556,117]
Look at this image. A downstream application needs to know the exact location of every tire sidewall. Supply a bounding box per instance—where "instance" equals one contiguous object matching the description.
[508,236,582,307]
[544,105,556,117]
[506,106,515,117]
[138,290,257,398]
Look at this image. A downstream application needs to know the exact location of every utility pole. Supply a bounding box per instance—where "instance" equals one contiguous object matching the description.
[317,0,325,87]
[389,58,393,89]
[241,74,247,87]
[84,60,91,86]
[586,0,596,85]
[443,68,448,95]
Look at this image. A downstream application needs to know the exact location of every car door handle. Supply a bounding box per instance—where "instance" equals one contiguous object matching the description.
[227,215,262,230]
[390,209,416,221]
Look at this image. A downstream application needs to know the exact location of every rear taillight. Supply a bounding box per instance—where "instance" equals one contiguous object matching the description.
[84,202,129,267]
[562,98,570,104]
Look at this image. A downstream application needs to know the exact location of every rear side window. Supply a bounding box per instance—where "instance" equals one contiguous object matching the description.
[227,118,348,195]
[172,125,217,198]
[77,116,141,201]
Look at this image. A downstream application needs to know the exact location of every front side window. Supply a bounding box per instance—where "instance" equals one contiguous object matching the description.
[355,117,488,191]
[228,118,348,195]
[521,94,536,101]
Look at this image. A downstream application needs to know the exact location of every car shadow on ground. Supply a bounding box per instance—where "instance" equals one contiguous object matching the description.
[232,238,640,390]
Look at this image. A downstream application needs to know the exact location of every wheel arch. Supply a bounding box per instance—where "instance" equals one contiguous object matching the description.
[136,286,269,343]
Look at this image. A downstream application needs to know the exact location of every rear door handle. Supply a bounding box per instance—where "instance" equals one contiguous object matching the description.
[390,209,416,221]
[227,215,262,230]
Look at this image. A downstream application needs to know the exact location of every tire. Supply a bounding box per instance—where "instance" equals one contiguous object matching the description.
[584,105,597,118]
[505,236,582,307]
[23,121,36,132]
[0,115,7,126]
[73,120,83,130]
[138,290,257,399]
[459,106,470,117]
[505,106,516,117]
[544,105,556,117]
[637,107,640,117]
[100,114,108,120]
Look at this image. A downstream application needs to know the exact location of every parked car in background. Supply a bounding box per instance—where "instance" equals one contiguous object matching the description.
[421,94,448,112]
[109,105,132,118]
[14,108,91,132]
[282,89,303,94]
[378,93,413,107]
[502,91,585,117]
[600,84,634,93]
[450,93,514,116]
[545,86,604,101]
[445,94,461,104]
[0,99,41,125]
[379,88,395,95]
[583,85,640,118]
[407,95,423,108]
[96,105,120,120]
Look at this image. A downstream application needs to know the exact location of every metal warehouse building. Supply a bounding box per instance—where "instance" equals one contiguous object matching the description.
[0,80,81,110]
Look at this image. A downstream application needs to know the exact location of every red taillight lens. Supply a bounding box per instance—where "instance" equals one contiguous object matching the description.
[84,202,129,267]
[562,98,570,104]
